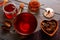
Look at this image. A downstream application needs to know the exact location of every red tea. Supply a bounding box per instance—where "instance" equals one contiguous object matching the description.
[4,4,18,19]
[0,2,3,6]
[14,12,37,35]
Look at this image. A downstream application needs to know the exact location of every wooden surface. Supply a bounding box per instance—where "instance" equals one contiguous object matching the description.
[0,0,60,40]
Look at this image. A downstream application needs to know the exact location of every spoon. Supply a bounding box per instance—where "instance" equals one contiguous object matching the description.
[17,3,24,15]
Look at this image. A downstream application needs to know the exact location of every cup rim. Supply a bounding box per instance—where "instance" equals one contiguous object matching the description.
[14,27,31,35]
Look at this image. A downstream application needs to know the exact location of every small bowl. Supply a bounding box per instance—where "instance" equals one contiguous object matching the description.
[28,1,40,14]
[40,19,58,37]
[43,8,54,18]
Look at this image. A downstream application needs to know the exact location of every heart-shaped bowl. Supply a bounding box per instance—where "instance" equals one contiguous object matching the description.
[40,19,58,37]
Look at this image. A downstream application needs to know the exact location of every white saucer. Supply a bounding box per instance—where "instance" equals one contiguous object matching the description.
[43,8,54,18]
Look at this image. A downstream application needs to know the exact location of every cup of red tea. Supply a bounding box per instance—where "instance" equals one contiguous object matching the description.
[3,3,18,19]
[28,0,40,14]
[0,0,8,6]
[0,0,4,6]
[14,12,37,35]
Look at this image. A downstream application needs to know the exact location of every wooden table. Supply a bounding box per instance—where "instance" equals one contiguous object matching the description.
[0,0,60,40]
